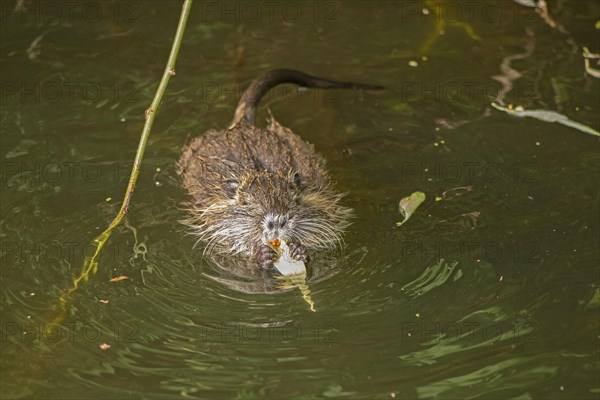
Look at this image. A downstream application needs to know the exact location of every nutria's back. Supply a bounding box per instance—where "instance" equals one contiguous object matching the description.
[179,118,328,207]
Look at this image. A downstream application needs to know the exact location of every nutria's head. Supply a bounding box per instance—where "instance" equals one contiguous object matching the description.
[184,169,352,258]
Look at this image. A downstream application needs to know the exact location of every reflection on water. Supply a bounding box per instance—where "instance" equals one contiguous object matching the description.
[203,251,345,295]
[1,0,599,399]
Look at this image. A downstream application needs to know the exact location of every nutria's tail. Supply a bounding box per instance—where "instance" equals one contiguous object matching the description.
[229,69,383,128]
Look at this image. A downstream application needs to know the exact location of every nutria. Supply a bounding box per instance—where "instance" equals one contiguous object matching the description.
[178,69,382,269]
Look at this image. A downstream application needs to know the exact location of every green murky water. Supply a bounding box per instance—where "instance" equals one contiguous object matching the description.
[1,1,599,399]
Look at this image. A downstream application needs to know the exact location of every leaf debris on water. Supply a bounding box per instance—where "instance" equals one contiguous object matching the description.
[582,47,600,79]
[109,276,129,282]
[491,102,599,136]
[397,191,426,226]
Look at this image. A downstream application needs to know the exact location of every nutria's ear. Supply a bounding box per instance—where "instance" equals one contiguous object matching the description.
[292,172,302,188]
[224,180,239,198]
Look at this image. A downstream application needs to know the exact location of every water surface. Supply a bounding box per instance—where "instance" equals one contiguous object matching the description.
[1,1,599,399]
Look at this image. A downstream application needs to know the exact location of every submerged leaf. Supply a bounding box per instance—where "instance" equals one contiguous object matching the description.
[323,384,357,398]
[277,274,316,312]
[397,191,426,226]
[491,103,600,136]
[585,288,600,309]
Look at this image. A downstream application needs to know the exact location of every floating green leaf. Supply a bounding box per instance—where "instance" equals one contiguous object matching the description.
[397,191,426,226]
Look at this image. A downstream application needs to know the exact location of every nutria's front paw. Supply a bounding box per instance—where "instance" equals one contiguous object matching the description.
[256,245,277,269]
[289,242,309,263]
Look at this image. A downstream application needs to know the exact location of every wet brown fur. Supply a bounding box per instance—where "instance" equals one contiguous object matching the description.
[178,117,351,259]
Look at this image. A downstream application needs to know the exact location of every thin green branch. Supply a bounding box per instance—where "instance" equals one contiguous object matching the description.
[55,0,194,312]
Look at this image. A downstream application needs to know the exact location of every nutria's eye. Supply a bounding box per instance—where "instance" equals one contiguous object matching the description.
[224,180,239,198]
[279,216,288,228]
[292,172,301,188]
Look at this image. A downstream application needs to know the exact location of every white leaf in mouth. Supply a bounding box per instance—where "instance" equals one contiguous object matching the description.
[270,240,306,276]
